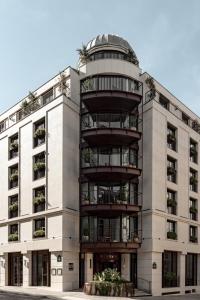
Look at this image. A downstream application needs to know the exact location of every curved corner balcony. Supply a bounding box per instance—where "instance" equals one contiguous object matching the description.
[81,189,142,215]
[81,75,142,112]
[81,147,141,181]
[81,113,141,146]
[82,165,141,181]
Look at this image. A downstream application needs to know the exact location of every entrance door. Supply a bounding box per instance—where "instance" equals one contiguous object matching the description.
[8,253,23,286]
[94,253,121,274]
[32,250,50,286]
[130,253,137,288]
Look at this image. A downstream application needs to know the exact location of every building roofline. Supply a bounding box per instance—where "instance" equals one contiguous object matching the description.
[142,71,200,121]
[0,65,72,118]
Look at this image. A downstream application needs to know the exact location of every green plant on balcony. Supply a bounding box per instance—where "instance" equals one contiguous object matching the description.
[167,166,176,175]
[167,133,176,143]
[190,146,197,155]
[10,140,18,151]
[82,77,94,92]
[125,49,139,66]
[164,272,177,282]
[83,149,91,164]
[190,206,197,214]
[190,176,198,185]
[167,198,177,207]
[8,202,18,212]
[145,76,156,100]
[8,232,18,242]
[33,161,45,171]
[190,236,197,243]
[33,194,45,205]
[9,171,18,182]
[167,231,177,240]
[34,128,46,138]
[77,44,90,64]
[33,229,45,238]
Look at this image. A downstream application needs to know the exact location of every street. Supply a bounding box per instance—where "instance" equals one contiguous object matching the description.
[0,290,200,300]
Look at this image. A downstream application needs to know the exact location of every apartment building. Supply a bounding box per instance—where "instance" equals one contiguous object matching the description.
[0,34,199,296]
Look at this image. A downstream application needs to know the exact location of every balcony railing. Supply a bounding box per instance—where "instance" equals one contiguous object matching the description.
[81,191,141,206]
[81,75,142,95]
[81,113,138,131]
[82,148,138,168]
[82,229,141,244]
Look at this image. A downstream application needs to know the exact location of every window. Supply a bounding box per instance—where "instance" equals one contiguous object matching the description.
[8,194,18,219]
[42,88,53,105]
[167,156,177,183]
[189,198,198,221]
[167,189,177,215]
[159,94,169,110]
[9,164,18,189]
[81,181,139,206]
[33,152,46,180]
[33,186,45,213]
[33,118,45,148]
[82,147,138,168]
[167,124,177,151]
[33,218,45,238]
[167,220,177,240]
[162,251,178,288]
[189,225,198,243]
[9,133,18,159]
[185,253,197,286]
[190,139,198,164]
[190,168,198,192]
[8,224,19,242]
[182,113,189,125]
[81,75,141,94]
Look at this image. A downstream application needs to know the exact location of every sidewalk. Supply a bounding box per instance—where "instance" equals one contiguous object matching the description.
[0,286,137,300]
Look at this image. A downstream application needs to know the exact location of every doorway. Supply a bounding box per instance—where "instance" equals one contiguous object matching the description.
[32,250,50,286]
[8,252,23,286]
[93,253,121,274]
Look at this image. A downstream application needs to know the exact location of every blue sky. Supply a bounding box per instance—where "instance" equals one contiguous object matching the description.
[0,0,200,115]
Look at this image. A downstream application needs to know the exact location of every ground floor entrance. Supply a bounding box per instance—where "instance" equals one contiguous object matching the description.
[32,250,50,287]
[93,253,121,274]
[8,252,23,286]
[80,252,137,288]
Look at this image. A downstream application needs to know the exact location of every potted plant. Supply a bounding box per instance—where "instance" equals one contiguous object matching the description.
[145,76,156,100]
[8,202,18,212]
[167,198,177,207]
[33,228,45,238]
[190,176,198,185]
[165,272,176,282]
[77,45,90,64]
[167,231,177,240]
[190,236,197,243]
[10,140,18,151]
[167,166,175,175]
[34,128,46,138]
[8,232,18,242]
[33,193,45,205]
[9,171,18,182]
[190,206,197,214]
[167,133,176,143]
[33,162,45,171]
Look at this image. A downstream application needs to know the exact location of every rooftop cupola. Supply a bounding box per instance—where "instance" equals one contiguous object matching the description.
[77,34,139,67]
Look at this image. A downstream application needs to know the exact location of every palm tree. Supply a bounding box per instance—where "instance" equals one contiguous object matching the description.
[77,44,89,64]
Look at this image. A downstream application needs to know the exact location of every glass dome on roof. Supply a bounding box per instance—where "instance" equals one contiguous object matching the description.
[86,34,134,53]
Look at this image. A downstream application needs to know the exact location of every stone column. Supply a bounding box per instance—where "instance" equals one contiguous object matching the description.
[22,251,32,287]
[0,255,6,286]
[84,253,93,283]
[179,251,186,294]
[121,254,130,281]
